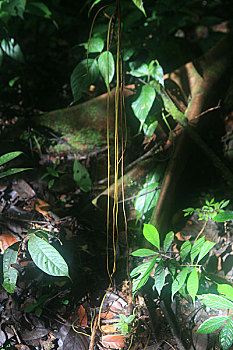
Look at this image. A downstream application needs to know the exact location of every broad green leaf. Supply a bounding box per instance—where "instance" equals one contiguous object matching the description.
[135,182,160,220]
[131,257,157,294]
[171,267,189,301]
[197,316,229,334]
[73,158,92,192]
[0,48,3,66]
[131,248,158,257]
[1,0,26,18]
[83,37,104,53]
[132,85,156,129]
[149,61,164,86]
[28,235,70,279]
[71,58,99,102]
[143,120,158,138]
[199,294,233,309]
[1,39,24,63]
[187,268,199,304]
[0,151,22,166]
[163,231,174,253]
[98,51,115,92]
[190,236,206,263]
[180,240,191,261]
[2,243,19,293]
[153,262,165,295]
[121,323,129,336]
[129,63,148,77]
[123,48,135,61]
[126,314,135,323]
[0,168,31,179]
[217,284,233,301]
[143,224,160,250]
[132,0,146,16]
[197,241,215,263]
[220,317,233,350]
[213,210,233,222]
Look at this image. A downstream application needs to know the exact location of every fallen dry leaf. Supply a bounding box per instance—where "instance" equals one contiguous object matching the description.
[77,305,88,328]
[102,334,125,349]
[0,232,19,252]
[101,324,117,334]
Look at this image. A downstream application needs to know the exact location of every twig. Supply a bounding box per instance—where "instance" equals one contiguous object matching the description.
[88,316,98,350]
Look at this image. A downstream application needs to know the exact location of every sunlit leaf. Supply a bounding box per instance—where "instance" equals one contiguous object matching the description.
[197,316,229,334]
[71,58,99,102]
[199,294,233,309]
[132,0,146,16]
[2,243,19,293]
[0,151,22,166]
[1,39,24,63]
[163,231,174,253]
[131,248,158,257]
[143,224,160,250]
[28,235,70,279]
[98,51,115,92]
[153,262,165,295]
[219,317,233,350]
[213,210,233,222]
[187,268,199,304]
[135,182,160,220]
[83,37,104,53]
[131,257,157,294]
[190,236,206,263]
[0,168,31,179]
[149,60,164,86]
[171,267,189,300]
[180,240,191,261]
[217,284,233,301]
[132,85,156,129]
[129,63,148,77]
[197,240,215,263]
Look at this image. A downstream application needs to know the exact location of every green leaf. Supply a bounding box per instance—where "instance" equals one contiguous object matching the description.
[213,210,233,222]
[129,63,148,77]
[0,168,31,179]
[131,257,157,294]
[123,48,135,61]
[197,241,215,263]
[73,158,92,192]
[131,248,158,257]
[217,284,233,301]
[153,262,165,296]
[180,240,191,262]
[132,0,146,16]
[28,235,70,279]
[83,37,104,53]
[1,0,26,18]
[219,317,233,350]
[98,51,115,92]
[71,58,99,102]
[149,61,164,86]
[197,316,230,334]
[1,38,24,63]
[126,314,135,323]
[2,243,19,293]
[132,85,156,129]
[143,120,158,138]
[187,268,199,304]
[26,2,52,18]
[121,322,129,336]
[48,179,55,189]
[143,224,160,250]
[163,231,174,253]
[135,182,160,220]
[171,267,189,301]
[199,294,233,309]
[190,236,206,263]
[0,151,22,166]
[88,0,102,16]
